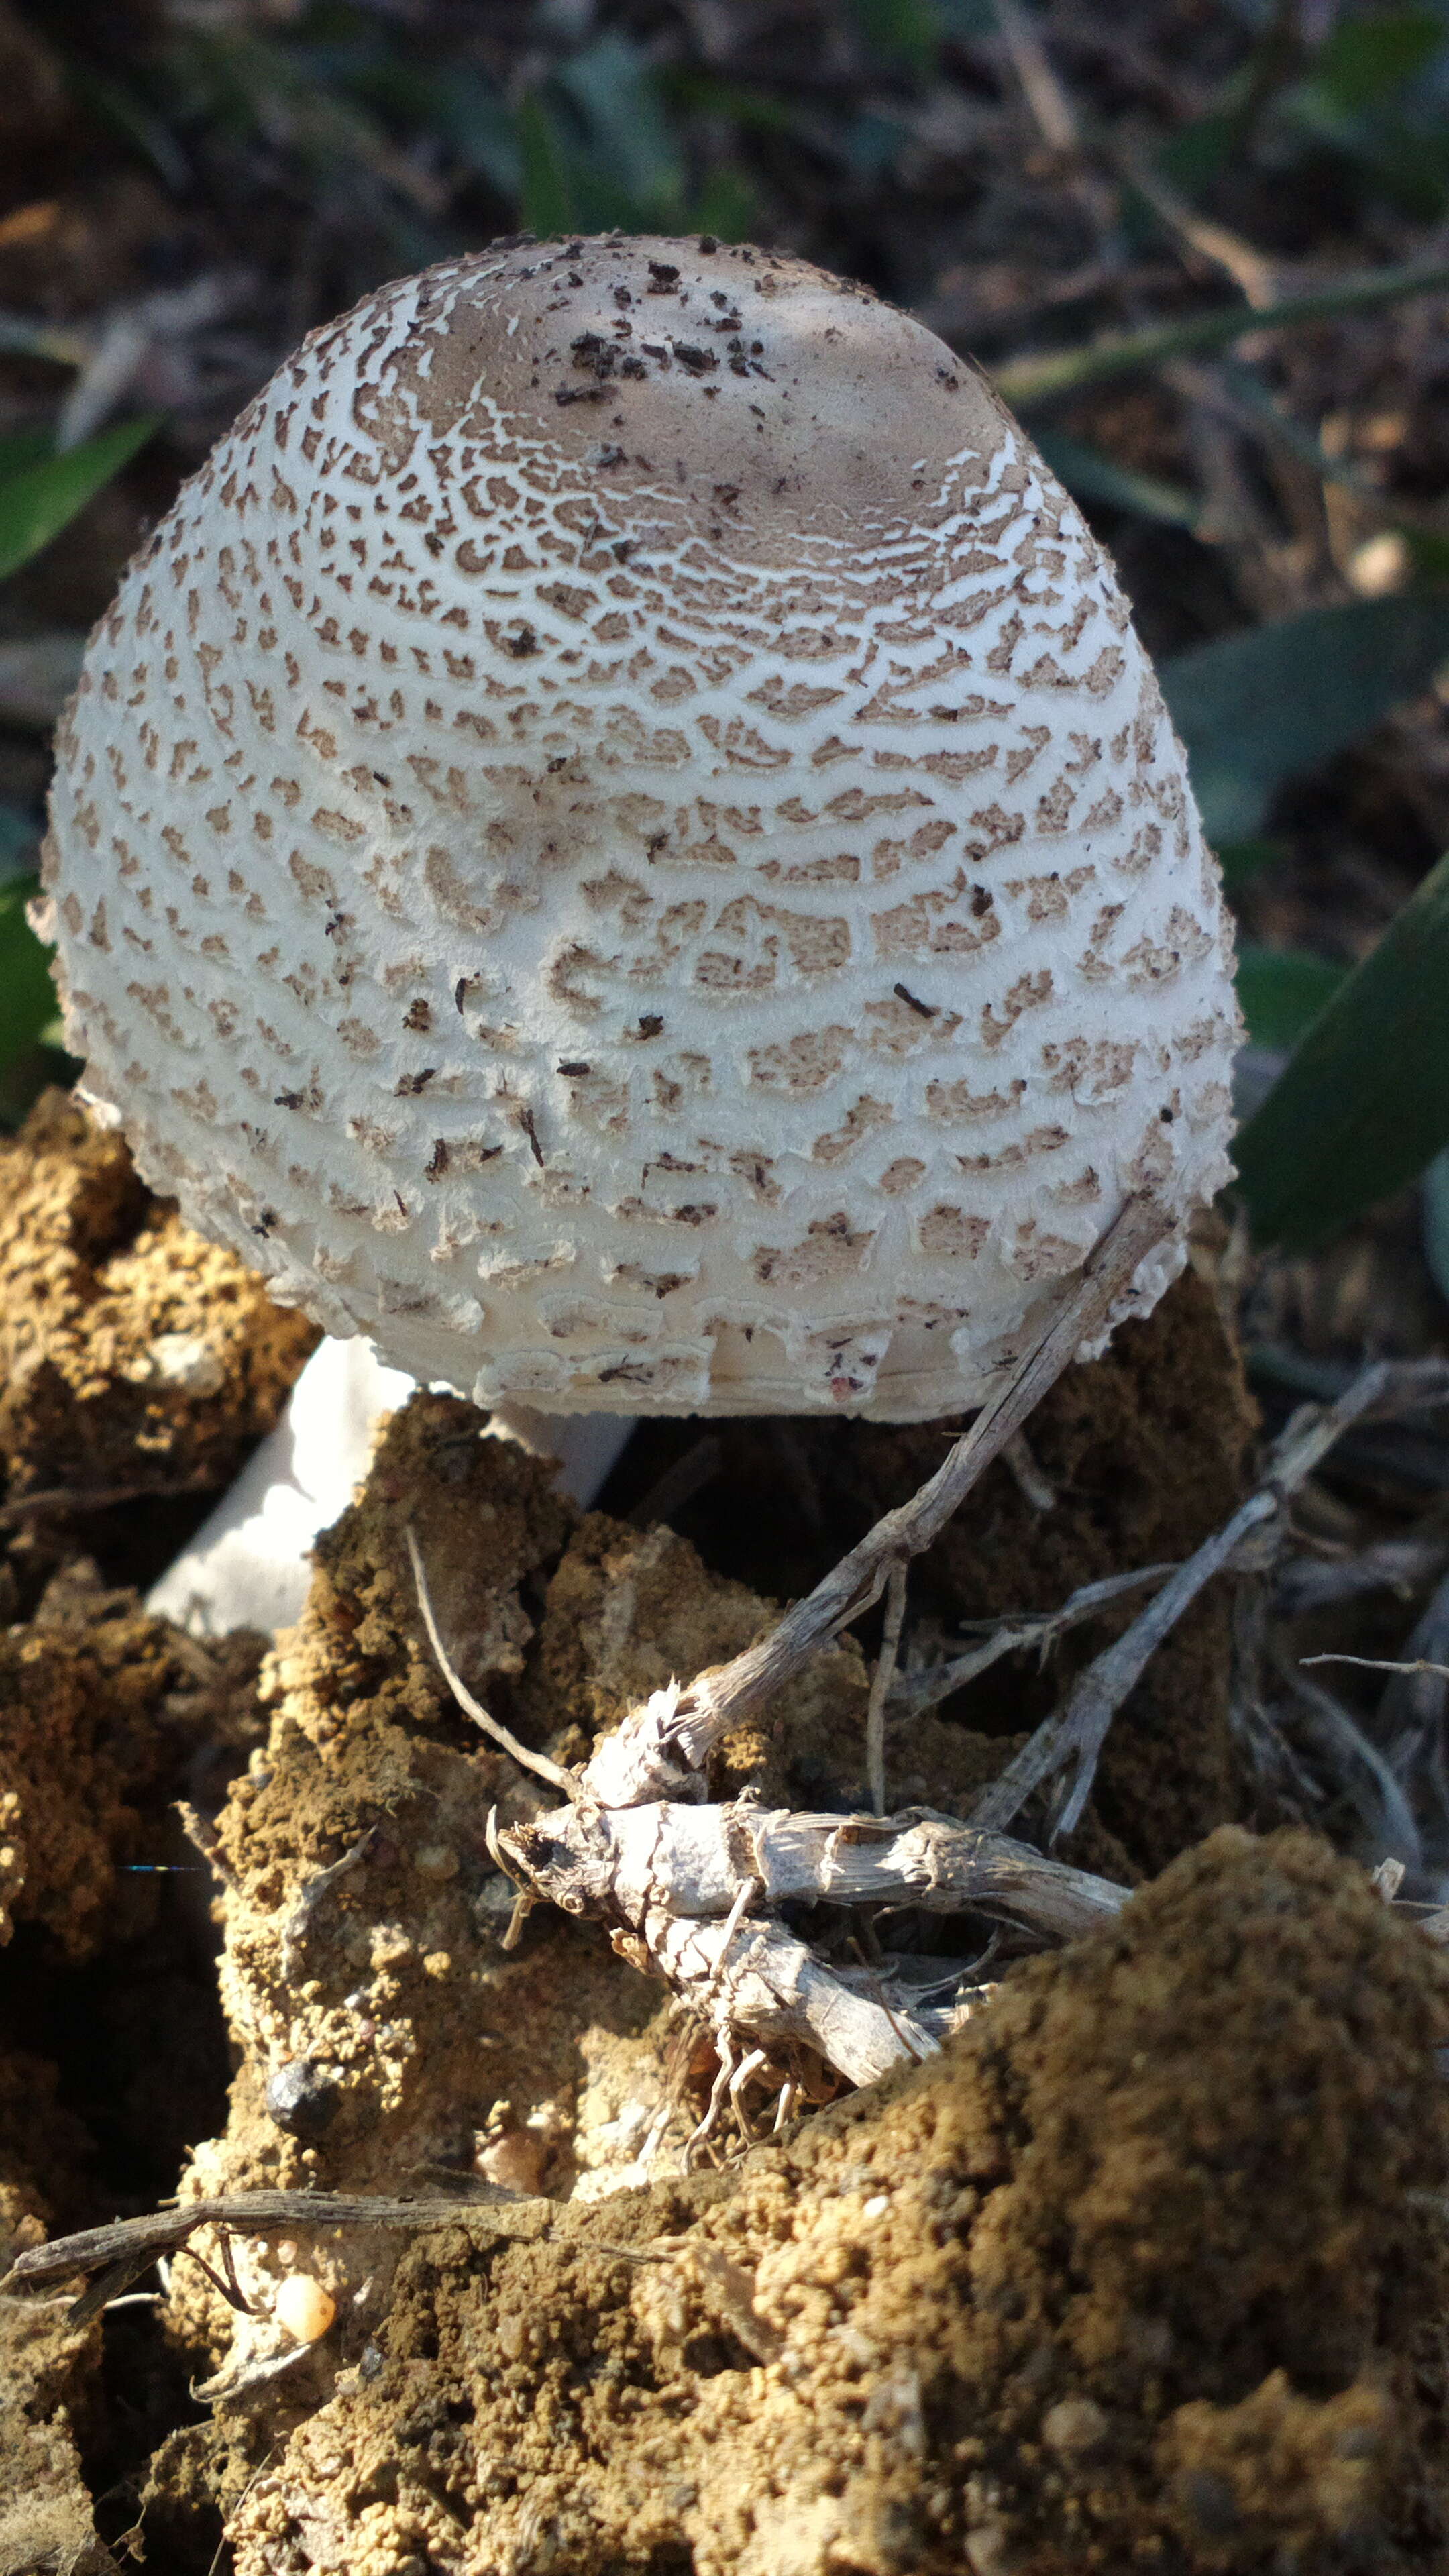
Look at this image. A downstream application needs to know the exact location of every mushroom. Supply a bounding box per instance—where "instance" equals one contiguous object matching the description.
[37,233,1238,1627]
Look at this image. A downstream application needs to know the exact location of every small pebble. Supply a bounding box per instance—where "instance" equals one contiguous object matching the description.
[274,2275,336,2343]
[266,2058,342,2141]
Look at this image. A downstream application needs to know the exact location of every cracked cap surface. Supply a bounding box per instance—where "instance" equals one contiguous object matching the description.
[40,232,1239,1419]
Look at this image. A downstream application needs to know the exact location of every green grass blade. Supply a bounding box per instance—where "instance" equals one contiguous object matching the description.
[516,93,576,237]
[1035,429,1201,529]
[1234,849,1449,1246]
[991,258,1449,410]
[1160,596,1449,843]
[0,417,158,584]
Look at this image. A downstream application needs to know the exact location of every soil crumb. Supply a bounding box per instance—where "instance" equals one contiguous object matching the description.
[0,1091,316,1601]
[223,1829,1449,2576]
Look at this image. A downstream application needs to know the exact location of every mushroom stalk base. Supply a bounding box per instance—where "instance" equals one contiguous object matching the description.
[146,1338,634,1638]
[485,1399,635,1511]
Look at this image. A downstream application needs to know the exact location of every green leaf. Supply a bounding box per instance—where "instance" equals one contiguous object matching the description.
[0,417,158,585]
[516,93,576,236]
[1035,429,1201,529]
[1422,1145,1449,1304]
[690,166,761,246]
[662,68,792,136]
[1234,849,1449,1246]
[0,878,60,1076]
[1155,105,1242,195]
[552,34,684,218]
[350,60,523,199]
[1160,596,1449,843]
[1216,836,1288,890]
[0,427,56,482]
[1234,943,1346,1051]
[515,38,728,237]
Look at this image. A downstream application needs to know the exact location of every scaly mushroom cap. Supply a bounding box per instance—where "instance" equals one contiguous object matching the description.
[40,235,1238,1419]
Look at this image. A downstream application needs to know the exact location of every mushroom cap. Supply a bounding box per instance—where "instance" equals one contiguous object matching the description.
[40,234,1238,1421]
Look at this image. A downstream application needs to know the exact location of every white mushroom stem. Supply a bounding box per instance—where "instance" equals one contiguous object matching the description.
[147,1336,634,1638]
[486,1398,636,1509]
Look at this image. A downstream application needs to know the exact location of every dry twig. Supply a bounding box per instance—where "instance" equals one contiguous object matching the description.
[583,1197,1170,1812]
[973,1360,1449,1841]
[2,2190,539,2329]
[888,1564,1173,1724]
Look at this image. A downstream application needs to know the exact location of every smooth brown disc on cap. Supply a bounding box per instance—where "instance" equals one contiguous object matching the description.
[40,234,1238,1419]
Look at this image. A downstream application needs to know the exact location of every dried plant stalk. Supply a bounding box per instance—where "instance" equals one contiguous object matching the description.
[623,1907,942,2088]
[972,1357,1449,1841]
[584,1196,1171,1811]
[503,1801,1126,1945]
[1,2190,541,2326]
[888,1563,1174,1723]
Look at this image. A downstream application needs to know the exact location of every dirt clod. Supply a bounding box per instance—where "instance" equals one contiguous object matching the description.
[0,1091,316,1599]
[162,1399,677,2380]
[0,1559,260,1955]
[223,1829,1449,2575]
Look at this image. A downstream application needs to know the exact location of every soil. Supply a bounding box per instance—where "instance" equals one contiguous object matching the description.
[3,3,1449,2560]
[1,1108,1447,2573]
[220,1829,1449,2576]
[0,1091,318,1609]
